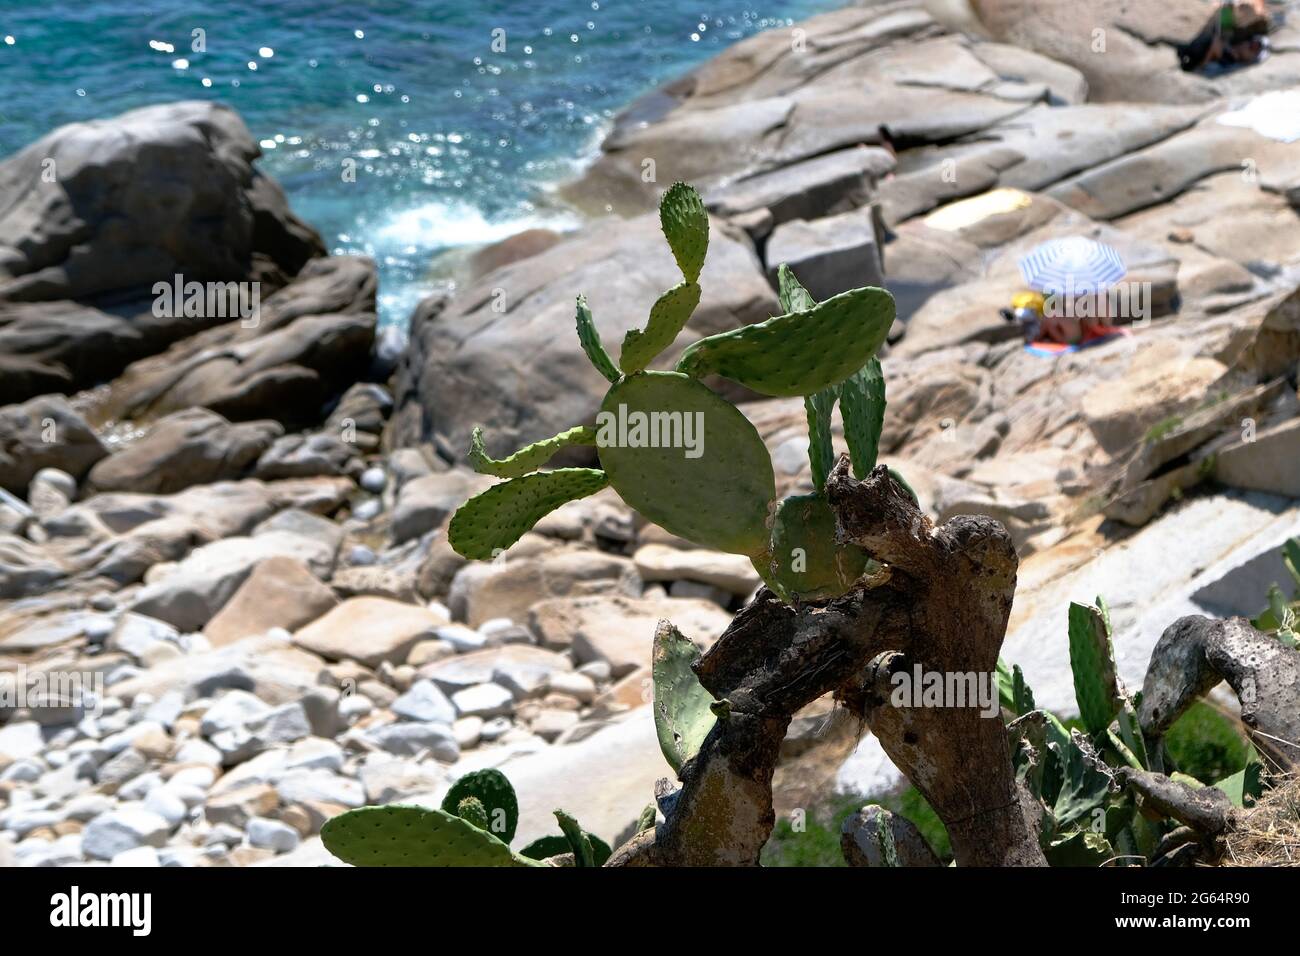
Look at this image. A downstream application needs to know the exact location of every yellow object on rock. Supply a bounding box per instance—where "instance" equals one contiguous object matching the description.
[923,187,1033,231]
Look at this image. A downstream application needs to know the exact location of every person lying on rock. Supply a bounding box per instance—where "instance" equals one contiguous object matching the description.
[1178,0,1274,72]
[1000,290,1128,351]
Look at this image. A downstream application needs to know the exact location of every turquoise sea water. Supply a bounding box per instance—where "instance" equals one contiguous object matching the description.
[0,1,840,327]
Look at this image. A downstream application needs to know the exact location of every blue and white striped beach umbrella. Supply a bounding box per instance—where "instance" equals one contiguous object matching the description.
[1018,237,1127,295]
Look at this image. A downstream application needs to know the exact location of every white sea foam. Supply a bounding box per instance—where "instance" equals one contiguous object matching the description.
[373,198,579,250]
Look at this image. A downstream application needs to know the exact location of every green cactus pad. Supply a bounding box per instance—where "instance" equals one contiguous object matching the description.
[839,357,886,478]
[596,371,774,557]
[1068,599,1121,735]
[449,468,609,560]
[575,295,621,383]
[442,768,519,843]
[996,658,1037,717]
[659,182,709,283]
[652,621,717,774]
[320,805,543,867]
[468,425,597,480]
[765,493,874,602]
[776,263,816,314]
[675,286,895,397]
[1044,830,1114,867]
[518,835,570,862]
[637,803,657,833]
[780,264,839,493]
[1049,734,1111,828]
[804,389,836,494]
[519,830,612,866]
[620,281,702,373]
[554,809,597,867]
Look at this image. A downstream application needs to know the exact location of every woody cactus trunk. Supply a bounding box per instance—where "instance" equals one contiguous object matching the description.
[445,183,1043,867]
[608,459,1044,867]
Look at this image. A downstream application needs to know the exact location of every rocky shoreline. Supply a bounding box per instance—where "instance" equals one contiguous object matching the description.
[3,0,1300,867]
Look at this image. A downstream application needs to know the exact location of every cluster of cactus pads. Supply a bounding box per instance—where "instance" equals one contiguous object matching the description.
[992,596,1265,867]
[320,768,636,866]
[447,182,902,602]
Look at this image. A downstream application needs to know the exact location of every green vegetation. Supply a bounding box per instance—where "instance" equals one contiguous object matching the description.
[447,182,900,604]
[761,788,951,868]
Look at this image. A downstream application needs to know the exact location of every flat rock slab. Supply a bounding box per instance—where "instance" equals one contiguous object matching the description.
[632,543,760,596]
[420,645,572,694]
[1005,490,1300,715]
[705,146,895,228]
[293,597,449,668]
[528,594,732,677]
[411,708,666,848]
[204,555,339,648]
[109,633,329,707]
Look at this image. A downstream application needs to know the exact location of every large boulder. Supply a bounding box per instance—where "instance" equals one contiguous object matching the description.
[100,256,378,427]
[204,556,339,648]
[388,214,778,458]
[565,6,1044,208]
[0,101,322,302]
[0,394,108,494]
[129,510,342,631]
[967,0,1220,104]
[0,101,326,402]
[1215,417,1300,498]
[85,408,283,495]
[764,207,885,301]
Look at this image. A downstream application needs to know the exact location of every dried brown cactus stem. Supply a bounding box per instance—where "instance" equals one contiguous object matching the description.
[828,459,1045,866]
[609,457,1046,866]
[1139,616,1300,774]
[609,590,893,866]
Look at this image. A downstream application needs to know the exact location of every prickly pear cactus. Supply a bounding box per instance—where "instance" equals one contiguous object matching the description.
[448,468,608,560]
[765,493,874,602]
[320,805,543,867]
[839,358,887,479]
[651,621,717,773]
[675,287,895,397]
[448,182,898,605]
[519,816,612,865]
[1068,598,1121,735]
[621,282,701,374]
[442,768,519,843]
[598,372,774,558]
[469,425,596,480]
[658,180,709,283]
[759,267,886,600]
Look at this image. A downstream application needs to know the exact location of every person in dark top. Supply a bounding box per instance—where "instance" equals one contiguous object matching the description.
[1178,0,1274,72]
